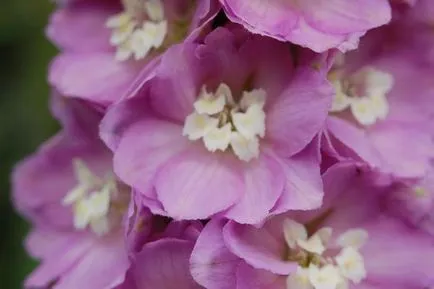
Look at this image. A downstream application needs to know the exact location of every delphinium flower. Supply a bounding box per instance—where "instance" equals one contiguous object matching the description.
[324,45,434,178]
[13,96,203,288]
[190,162,434,289]
[218,0,392,52]
[47,0,219,106]
[12,0,434,288]
[100,26,333,224]
[13,97,131,288]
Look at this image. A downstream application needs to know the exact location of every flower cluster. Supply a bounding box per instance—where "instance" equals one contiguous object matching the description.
[12,1,434,289]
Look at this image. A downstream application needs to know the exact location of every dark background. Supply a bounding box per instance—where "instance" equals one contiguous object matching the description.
[0,1,58,287]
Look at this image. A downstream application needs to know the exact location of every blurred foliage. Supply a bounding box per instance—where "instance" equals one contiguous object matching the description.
[0,1,58,288]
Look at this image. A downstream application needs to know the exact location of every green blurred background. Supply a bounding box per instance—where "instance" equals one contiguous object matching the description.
[0,1,58,288]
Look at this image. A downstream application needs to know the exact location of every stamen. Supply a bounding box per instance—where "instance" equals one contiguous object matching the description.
[62,159,128,236]
[283,218,368,289]
[183,84,267,162]
[106,0,167,61]
[329,65,394,126]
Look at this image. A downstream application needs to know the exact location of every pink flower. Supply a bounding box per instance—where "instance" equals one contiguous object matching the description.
[14,96,206,289]
[191,162,434,289]
[101,27,333,224]
[324,46,434,178]
[13,97,131,288]
[219,0,391,52]
[47,0,219,107]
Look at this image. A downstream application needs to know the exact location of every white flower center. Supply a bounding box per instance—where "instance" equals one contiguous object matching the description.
[329,66,394,126]
[106,0,167,61]
[62,159,129,236]
[183,83,267,162]
[283,219,368,289]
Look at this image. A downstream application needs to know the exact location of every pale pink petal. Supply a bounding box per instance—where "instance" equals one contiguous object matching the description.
[272,142,323,214]
[155,148,244,220]
[47,2,117,52]
[25,232,94,288]
[220,0,299,41]
[326,117,382,167]
[148,44,203,122]
[49,53,141,105]
[223,221,296,275]
[133,239,201,289]
[266,63,333,157]
[236,262,286,289]
[362,217,434,288]
[301,0,391,34]
[368,122,434,178]
[225,152,285,224]
[190,219,240,289]
[55,235,129,289]
[113,118,189,198]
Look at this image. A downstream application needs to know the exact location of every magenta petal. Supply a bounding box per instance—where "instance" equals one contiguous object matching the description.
[236,262,286,289]
[223,221,296,275]
[266,62,332,157]
[133,239,201,289]
[225,152,285,224]
[113,118,189,197]
[49,53,140,105]
[155,148,244,220]
[190,219,240,289]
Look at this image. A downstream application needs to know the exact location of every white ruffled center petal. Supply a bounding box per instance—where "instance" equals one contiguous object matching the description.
[283,218,368,289]
[183,83,267,162]
[106,0,167,61]
[329,66,394,126]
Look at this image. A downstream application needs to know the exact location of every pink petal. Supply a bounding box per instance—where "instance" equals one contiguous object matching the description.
[49,53,140,106]
[225,152,285,224]
[55,234,129,289]
[362,217,434,288]
[266,63,332,157]
[25,232,94,288]
[301,0,391,34]
[223,220,296,275]
[148,44,202,122]
[190,219,240,289]
[46,2,118,52]
[272,142,323,214]
[368,122,434,178]
[220,0,299,41]
[236,262,286,289]
[113,118,189,198]
[155,148,244,220]
[133,239,201,289]
[326,117,381,167]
